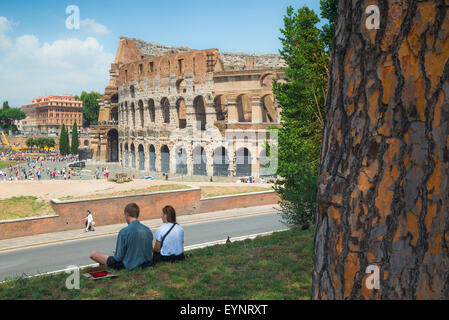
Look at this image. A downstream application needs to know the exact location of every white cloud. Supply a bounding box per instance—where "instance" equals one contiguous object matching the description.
[0,16,12,34]
[0,16,13,49]
[0,16,114,107]
[80,19,111,35]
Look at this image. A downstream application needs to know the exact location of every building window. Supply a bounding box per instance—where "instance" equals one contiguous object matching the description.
[207,53,215,72]
[178,59,184,73]
[139,64,143,75]
[149,62,154,73]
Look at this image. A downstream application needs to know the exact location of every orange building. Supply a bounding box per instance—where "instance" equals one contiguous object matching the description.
[20,95,84,135]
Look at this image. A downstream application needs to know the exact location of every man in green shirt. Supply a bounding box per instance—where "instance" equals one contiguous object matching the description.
[90,203,154,270]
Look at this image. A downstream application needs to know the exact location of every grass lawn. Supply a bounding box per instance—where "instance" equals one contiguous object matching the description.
[58,184,192,201]
[0,196,55,221]
[58,185,273,201]
[0,161,25,170]
[200,186,273,198]
[0,228,313,300]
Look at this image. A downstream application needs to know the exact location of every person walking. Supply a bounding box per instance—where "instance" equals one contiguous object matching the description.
[82,210,96,232]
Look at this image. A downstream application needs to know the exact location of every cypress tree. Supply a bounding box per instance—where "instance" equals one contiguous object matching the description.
[71,121,79,155]
[59,124,69,155]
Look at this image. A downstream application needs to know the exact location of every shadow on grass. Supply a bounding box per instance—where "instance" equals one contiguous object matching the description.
[0,228,313,300]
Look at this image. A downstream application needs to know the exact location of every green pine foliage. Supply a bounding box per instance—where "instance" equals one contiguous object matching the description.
[71,121,79,155]
[273,4,335,226]
[59,124,70,155]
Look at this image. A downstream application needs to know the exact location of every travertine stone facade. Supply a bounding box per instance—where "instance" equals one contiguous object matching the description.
[91,37,284,177]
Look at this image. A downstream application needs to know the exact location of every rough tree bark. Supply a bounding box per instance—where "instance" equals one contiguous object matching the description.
[313,0,449,299]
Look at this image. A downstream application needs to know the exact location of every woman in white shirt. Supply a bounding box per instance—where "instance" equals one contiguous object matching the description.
[82,210,95,232]
[153,205,185,263]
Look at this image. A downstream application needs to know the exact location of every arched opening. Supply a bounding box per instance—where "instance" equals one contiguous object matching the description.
[149,145,156,171]
[111,94,119,104]
[260,73,275,87]
[213,147,229,176]
[131,103,136,128]
[237,94,252,122]
[176,79,186,94]
[214,96,226,121]
[130,85,135,98]
[131,144,136,169]
[125,143,129,167]
[138,100,144,128]
[261,95,276,123]
[176,98,187,129]
[161,145,170,173]
[148,99,155,123]
[138,144,145,171]
[236,148,252,176]
[107,129,119,162]
[176,147,187,174]
[161,98,170,124]
[110,107,118,122]
[193,146,207,175]
[193,96,206,131]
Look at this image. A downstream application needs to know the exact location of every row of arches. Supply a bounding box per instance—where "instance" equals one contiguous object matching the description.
[117,94,277,130]
[120,143,271,177]
[118,95,207,130]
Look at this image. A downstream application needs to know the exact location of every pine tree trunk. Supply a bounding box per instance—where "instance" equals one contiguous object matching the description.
[313,0,449,299]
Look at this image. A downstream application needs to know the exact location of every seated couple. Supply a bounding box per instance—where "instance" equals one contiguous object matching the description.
[90,203,185,270]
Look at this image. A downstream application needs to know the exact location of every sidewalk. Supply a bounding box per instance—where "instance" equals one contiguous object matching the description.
[0,204,281,252]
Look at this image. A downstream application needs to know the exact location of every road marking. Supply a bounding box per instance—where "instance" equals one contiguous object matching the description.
[0,209,281,253]
[0,228,289,284]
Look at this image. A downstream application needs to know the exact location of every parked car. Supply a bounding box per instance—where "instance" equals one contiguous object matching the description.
[68,161,86,168]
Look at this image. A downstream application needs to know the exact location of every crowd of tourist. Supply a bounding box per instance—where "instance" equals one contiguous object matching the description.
[0,161,83,182]
[0,150,82,181]
[1,151,77,164]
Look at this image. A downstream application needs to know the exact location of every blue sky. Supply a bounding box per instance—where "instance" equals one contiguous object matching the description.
[0,0,323,107]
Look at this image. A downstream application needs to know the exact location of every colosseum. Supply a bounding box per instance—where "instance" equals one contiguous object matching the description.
[90,37,285,177]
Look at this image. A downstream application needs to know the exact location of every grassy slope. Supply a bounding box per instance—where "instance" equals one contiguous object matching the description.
[0,161,25,170]
[200,186,272,198]
[0,228,313,300]
[58,184,192,201]
[58,185,273,201]
[0,196,55,221]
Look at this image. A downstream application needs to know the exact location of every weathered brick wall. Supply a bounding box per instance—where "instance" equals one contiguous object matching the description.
[0,188,201,240]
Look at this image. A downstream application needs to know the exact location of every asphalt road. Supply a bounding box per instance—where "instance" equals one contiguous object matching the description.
[0,212,286,281]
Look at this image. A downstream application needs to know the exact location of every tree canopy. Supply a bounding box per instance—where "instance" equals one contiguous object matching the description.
[59,124,70,155]
[71,121,79,155]
[75,91,102,127]
[273,3,335,226]
[0,102,26,132]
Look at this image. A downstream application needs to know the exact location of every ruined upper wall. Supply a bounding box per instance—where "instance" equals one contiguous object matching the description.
[118,48,220,85]
[115,37,148,64]
[121,38,286,71]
